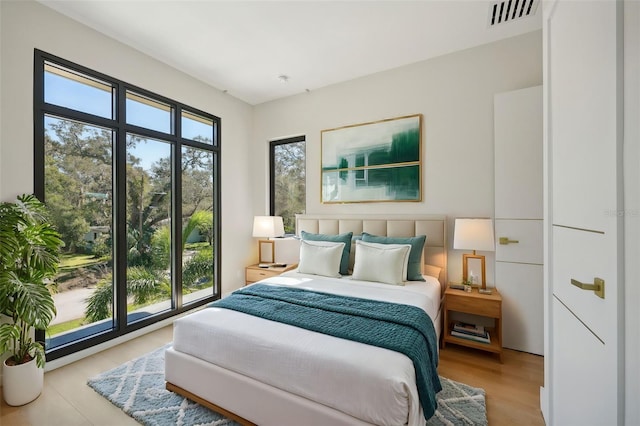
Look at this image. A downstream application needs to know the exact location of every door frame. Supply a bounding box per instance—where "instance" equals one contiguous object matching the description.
[541,0,630,423]
[623,2,640,424]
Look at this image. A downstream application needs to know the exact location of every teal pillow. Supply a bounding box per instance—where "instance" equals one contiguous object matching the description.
[301,231,353,275]
[361,232,426,281]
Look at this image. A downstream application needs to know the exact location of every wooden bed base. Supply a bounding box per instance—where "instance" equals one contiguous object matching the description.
[166,381,256,426]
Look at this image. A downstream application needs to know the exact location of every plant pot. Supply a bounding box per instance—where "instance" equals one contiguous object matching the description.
[2,357,44,406]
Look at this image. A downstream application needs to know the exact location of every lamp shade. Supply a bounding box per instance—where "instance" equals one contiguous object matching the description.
[252,216,285,238]
[453,218,495,252]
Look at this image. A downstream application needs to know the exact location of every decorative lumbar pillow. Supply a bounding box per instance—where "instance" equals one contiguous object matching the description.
[300,231,353,275]
[351,240,411,286]
[297,240,345,278]
[361,232,426,281]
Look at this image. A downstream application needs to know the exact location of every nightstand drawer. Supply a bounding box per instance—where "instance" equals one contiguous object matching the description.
[447,293,501,317]
[246,268,278,283]
[245,263,298,285]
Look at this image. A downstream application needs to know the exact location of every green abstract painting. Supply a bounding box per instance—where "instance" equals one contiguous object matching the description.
[321,114,422,203]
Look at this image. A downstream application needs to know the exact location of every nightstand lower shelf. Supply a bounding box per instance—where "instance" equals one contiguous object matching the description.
[443,324,502,354]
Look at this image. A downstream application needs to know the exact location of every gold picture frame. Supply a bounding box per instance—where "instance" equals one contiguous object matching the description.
[258,240,275,264]
[462,253,487,289]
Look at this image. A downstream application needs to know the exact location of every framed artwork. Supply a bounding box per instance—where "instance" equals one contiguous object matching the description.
[321,114,422,203]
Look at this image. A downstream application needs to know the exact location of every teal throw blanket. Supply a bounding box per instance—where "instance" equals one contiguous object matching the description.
[210,284,442,420]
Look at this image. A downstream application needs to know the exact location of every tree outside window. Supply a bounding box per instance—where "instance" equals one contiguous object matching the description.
[270,137,306,234]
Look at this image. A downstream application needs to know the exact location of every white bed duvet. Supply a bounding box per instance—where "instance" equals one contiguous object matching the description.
[170,272,441,426]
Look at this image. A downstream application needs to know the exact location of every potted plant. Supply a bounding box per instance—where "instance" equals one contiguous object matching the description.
[0,194,63,406]
[461,276,474,292]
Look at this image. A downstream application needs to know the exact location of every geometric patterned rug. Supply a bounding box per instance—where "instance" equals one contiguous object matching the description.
[429,376,488,425]
[88,344,487,426]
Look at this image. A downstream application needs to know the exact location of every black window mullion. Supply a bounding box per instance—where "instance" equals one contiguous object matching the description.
[42,104,116,131]
[115,83,128,332]
[173,106,183,310]
[33,53,45,201]
[123,123,178,144]
[269,143,276,216]
[33,52,46,347]
[181,139,215,151]
[214,130,222,297]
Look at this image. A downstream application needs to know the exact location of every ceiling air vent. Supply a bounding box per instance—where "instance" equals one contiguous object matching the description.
[488,0,539,27]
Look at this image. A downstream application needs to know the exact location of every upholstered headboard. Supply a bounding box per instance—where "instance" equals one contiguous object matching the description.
[296,214,448,290]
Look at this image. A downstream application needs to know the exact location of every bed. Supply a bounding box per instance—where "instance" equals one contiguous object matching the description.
[165,214,448,426]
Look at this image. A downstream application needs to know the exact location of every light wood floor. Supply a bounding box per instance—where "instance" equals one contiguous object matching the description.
[438,345,545,426]
[0,326,544,425]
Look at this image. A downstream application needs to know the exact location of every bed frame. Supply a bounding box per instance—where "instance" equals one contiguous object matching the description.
[166,214,448,426]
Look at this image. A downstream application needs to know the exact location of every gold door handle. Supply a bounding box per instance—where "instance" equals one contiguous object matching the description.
[499,237,519,245]
[570,278,605,299]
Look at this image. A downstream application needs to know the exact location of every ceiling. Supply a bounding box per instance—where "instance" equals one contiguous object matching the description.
[39,1,542,105]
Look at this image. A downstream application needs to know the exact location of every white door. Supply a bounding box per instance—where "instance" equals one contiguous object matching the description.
[494,86,544,355]
[544,0,623,425]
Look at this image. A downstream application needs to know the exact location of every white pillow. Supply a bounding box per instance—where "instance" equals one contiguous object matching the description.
[351,240,411,285]
[298,240,345,278]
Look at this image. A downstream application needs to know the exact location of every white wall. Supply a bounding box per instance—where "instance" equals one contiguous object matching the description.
[0,0,255,297]
[253,31,542,284]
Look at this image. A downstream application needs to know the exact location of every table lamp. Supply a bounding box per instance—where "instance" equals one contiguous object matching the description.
[252,216,285,265]
[453,218,495,290]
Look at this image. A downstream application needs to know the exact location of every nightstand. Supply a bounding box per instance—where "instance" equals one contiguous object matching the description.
[442,286,503,362]
[245,263,298,285]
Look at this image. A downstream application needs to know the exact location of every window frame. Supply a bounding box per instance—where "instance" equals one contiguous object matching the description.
[269,136,306,232]
[33,49,221,361]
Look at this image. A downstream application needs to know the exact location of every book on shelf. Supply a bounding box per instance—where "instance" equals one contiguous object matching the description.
[451,329,491,344]
[452,322,485,336]
[452,328,489,339]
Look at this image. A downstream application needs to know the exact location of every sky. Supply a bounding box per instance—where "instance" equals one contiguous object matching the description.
[44,70,212,171]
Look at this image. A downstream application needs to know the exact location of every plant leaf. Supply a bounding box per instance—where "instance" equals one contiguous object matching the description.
[12,277,56,329]
[0,323,20,355]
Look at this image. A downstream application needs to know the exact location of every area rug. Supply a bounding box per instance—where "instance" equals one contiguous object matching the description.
[88,344,487,426]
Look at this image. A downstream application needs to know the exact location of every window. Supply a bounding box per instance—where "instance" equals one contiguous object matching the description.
[269,136,306,234]
[44,62,114,119]
[181,111,215,144]
[34,50,220,360]
[126,91,173,133]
